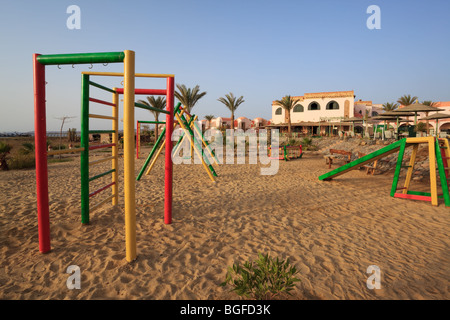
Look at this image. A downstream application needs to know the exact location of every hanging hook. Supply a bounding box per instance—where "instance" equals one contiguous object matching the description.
[72,64,75,68]
[57,65,61,69]
[120,80,124,86]
[103,63,108,66]
[89,63,93,69]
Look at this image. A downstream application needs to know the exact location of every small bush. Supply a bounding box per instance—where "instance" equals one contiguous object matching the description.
[8,153,35,170]
[18,142,35,155]
[220,253,300,300]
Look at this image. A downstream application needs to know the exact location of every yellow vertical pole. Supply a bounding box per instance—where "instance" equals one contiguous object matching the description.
[123,50,137,262]
[403,144,418,194]
[112,88,119,206]
[428,137,438,206]
[136,121,140,159]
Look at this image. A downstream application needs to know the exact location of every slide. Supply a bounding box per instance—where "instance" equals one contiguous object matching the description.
[319,139,406,181]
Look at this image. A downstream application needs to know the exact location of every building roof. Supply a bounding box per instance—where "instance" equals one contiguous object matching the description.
[355,100,373,105]
[272,90,355,104]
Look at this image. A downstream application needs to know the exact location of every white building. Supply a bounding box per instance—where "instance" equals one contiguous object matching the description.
[270,90,356,135]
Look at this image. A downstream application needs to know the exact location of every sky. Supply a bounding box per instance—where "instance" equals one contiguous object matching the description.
[0,0,449,132]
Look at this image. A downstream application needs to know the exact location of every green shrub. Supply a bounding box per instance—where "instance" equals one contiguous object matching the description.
[220,253,300,300]
[8,153,35,170]
[19,142,35,155]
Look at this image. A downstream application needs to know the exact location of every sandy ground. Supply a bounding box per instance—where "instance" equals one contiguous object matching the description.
[0,149,449,300]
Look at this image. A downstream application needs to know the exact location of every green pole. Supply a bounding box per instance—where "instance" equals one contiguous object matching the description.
[136,125,167,181]
[390,139,407,197]
[136,103,182,181]
[435,138,450,207]
[80,74,90,224]
[36,52,125,65]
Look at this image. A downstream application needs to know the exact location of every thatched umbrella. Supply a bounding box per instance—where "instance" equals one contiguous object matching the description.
[377,111,415,136]
[396,102,444,126]
[419,113,450,137]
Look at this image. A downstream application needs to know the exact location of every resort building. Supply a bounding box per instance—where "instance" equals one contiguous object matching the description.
[269,90,357,136]
[201,116,268,131]
[407,101,450,137]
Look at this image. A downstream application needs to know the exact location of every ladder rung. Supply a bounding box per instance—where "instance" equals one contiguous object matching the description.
[396,187,407,190]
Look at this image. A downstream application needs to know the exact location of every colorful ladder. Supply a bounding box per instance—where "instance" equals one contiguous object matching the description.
[269,145,303,161]
[80,74,120,224]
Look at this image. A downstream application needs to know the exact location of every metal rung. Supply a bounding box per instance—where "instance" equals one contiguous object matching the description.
[396,187,407,190]
[47,147,84,155]
[89,182,115,198]
[89,97,115,107]
[89,143,115,151]
[89,130,116,134]
[90,194,115,212]
[89,169,115,182]
[89,156,115,166]
[89,114,117,120]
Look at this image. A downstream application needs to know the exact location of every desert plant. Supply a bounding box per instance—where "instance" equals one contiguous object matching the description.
[220,253,300,300]
[0,142,12,171]
[19,142,35,155]
[8,153,35,170]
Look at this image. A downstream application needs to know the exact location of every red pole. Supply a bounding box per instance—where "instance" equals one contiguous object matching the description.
[164,77,174,224]
[33,54,51,253]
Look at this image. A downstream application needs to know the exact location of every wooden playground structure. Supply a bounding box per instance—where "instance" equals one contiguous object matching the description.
[319,136,450,207]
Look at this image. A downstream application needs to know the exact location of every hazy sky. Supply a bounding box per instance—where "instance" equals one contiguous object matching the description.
[0,0,449,132]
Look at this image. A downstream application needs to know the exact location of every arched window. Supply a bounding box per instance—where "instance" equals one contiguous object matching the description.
[372,111,379,116]
[308,101,320,111]
[293,104,304,112]
[326,101,340,110]
[275,107,282,115]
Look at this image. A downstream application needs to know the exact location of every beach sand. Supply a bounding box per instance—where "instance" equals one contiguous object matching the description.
[0,150,449,300]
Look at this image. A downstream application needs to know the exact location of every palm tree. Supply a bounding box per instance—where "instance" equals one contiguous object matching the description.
[397,94,418,107]
[204,114,215,129]
[421,100,436,107]
[217,93,245,129]
[137,96,166,141]
[174,84,207,114]
[382,102,399,111]
[273,95,299,137]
